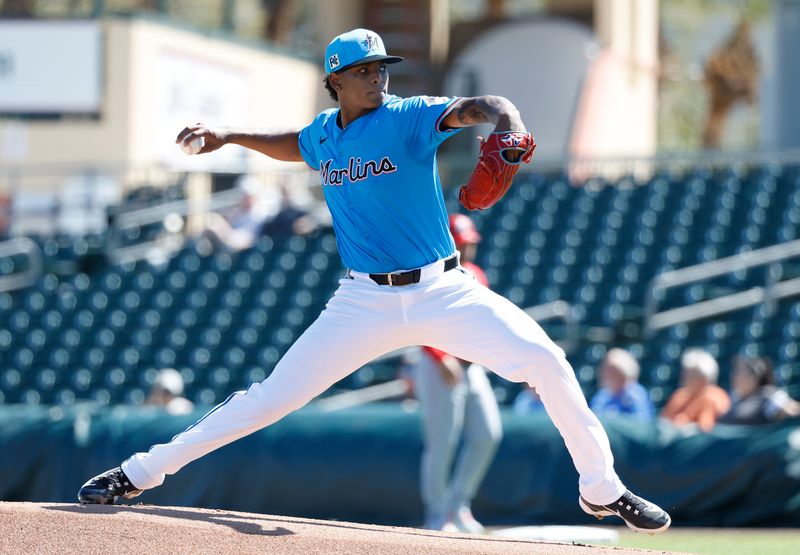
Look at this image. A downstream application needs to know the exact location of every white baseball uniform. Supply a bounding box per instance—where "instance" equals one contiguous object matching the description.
[122,258,625,504]
[119,71,626,507]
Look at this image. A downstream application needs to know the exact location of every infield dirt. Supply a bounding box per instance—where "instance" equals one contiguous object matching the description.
[0,502,680,554]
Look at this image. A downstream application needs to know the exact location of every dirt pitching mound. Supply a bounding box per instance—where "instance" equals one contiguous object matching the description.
[0,502,671,554]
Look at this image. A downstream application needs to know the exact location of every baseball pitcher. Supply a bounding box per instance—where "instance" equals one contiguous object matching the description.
[79,28,670,535]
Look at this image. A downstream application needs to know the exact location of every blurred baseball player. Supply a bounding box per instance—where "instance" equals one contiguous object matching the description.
[414,213,501,533]
[79,28,671,535]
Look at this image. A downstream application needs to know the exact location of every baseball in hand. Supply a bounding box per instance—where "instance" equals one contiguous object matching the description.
[181,136,205,155]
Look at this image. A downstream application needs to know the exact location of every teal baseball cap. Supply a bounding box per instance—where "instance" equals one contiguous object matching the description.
[324,28,404,74]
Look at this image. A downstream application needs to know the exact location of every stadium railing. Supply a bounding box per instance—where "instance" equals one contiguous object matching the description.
[0,237,42,293]
[107,183,244,264]
[645,238,800,334]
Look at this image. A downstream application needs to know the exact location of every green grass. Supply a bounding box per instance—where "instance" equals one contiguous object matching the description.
[609,528,800,555]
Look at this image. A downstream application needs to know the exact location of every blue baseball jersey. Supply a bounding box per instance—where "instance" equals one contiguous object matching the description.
[298,94,463,273]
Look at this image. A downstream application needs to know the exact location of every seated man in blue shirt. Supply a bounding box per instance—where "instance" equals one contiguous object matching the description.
[590,348,655,421]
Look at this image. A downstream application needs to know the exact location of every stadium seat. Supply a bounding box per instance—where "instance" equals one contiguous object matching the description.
[3,165,800,407]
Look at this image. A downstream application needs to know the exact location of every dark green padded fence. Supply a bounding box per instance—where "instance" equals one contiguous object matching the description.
[1,403,798,527]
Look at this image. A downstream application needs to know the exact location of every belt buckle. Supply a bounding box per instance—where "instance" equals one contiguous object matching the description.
[387,273,395,286]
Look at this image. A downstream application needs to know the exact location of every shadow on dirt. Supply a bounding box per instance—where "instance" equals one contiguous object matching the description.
[44,504,533,547]
[45,504,294,537]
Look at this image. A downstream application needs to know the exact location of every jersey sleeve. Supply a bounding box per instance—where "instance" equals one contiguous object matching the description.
[388,96,463,160]
[297,110,334,171]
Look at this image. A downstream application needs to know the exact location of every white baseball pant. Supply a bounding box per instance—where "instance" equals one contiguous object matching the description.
[122,257,626,504]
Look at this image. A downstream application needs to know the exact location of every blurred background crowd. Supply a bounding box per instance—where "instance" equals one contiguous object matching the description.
[1,0,800,537]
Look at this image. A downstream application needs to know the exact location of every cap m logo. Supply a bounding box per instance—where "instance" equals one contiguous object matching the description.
[362,34,378,51]
[328,53,340,70]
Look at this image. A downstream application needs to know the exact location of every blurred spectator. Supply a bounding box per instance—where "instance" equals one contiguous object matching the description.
[717,356,800,426]
[145,368,194,415]
[512,384,545,415]
[590,348,655,422]
[260,183,319,238]
[201,175,271,251]
[661,349,730,432]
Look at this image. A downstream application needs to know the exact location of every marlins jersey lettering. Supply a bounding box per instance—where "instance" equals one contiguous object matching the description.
[298,95,463,274]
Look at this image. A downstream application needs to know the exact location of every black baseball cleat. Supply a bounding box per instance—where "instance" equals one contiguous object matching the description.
[579,490,671,535]
[78,467,143,505]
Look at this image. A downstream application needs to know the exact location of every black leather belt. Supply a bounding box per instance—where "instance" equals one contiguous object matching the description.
[369,254,458,286]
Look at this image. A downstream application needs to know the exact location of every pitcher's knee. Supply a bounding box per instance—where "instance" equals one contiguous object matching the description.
[504,342,573,385]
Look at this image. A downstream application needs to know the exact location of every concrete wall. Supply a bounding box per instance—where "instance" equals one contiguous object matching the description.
[442,0,659,163]
[580,0,658,158]
[443,18,596,160]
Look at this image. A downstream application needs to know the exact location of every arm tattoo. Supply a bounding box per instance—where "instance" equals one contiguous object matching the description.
[449,95,525,131]
[456,99,491,125]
